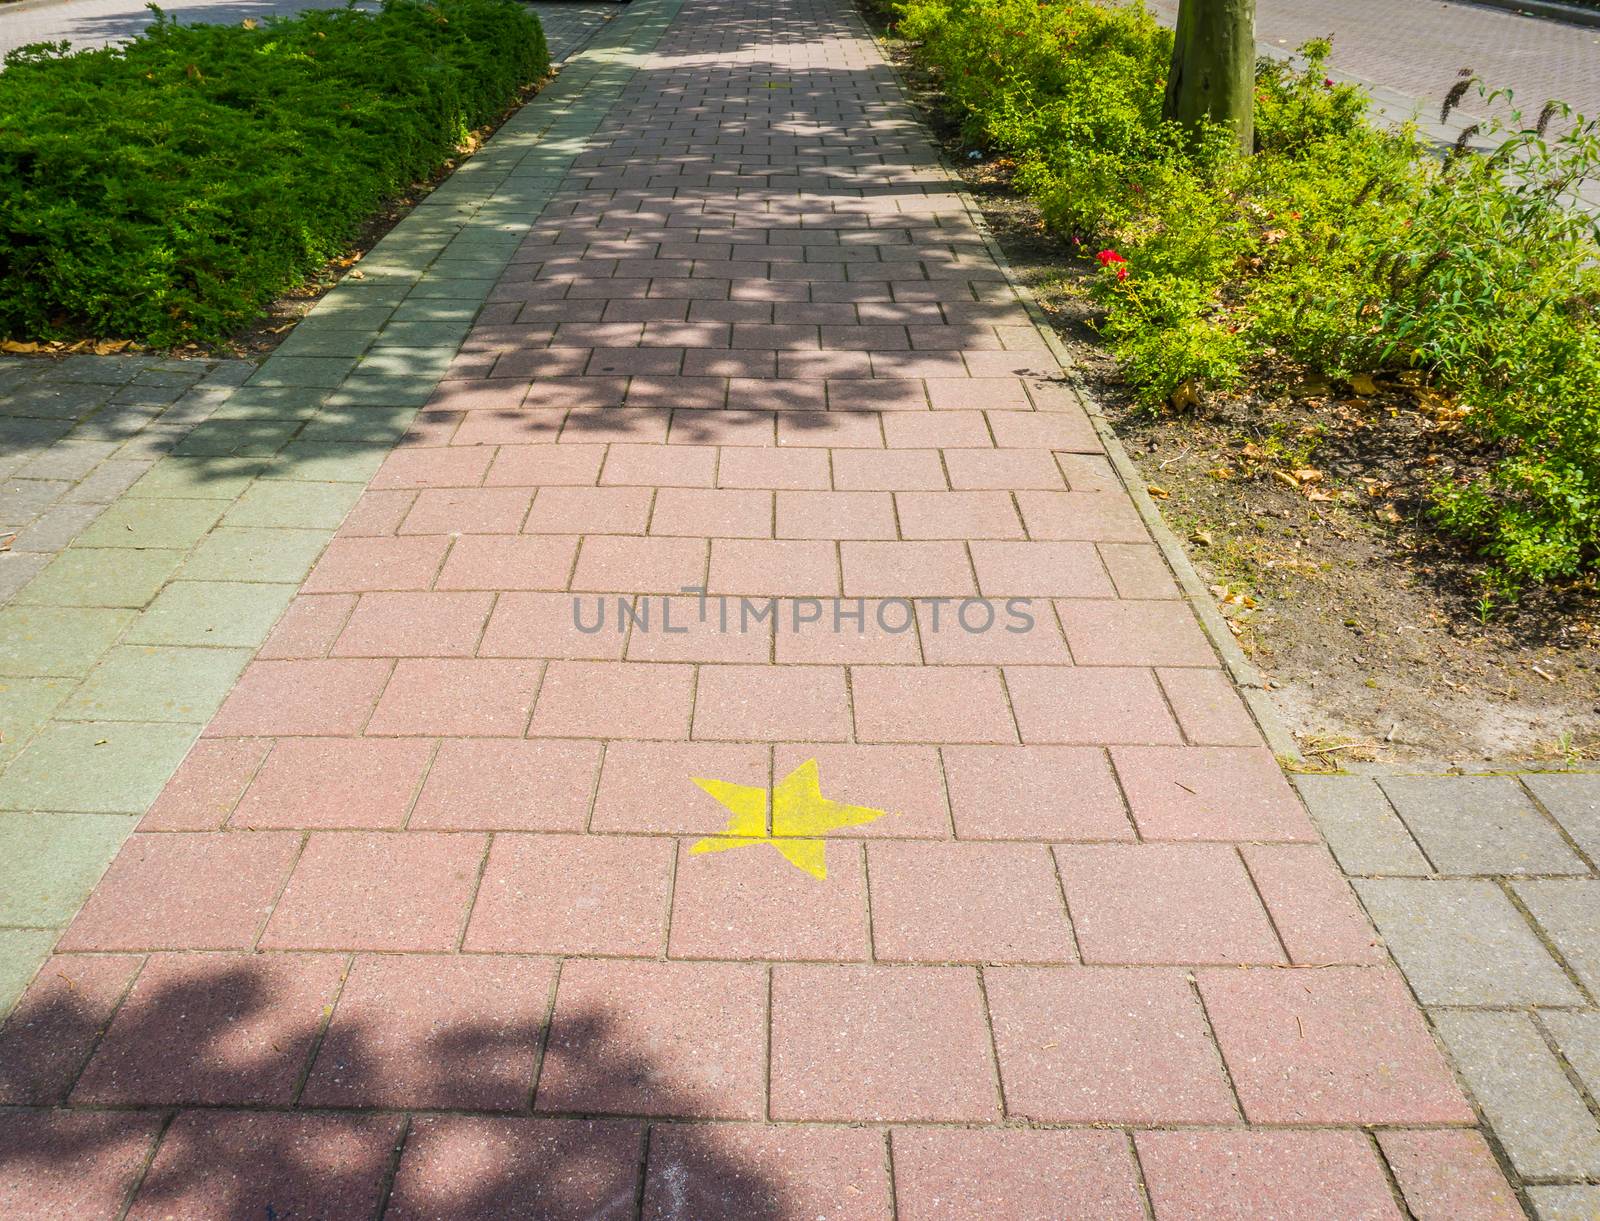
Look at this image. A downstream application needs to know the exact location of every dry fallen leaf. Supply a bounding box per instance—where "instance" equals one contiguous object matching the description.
[1348,372,1379,395]
[1146,484,1170,500]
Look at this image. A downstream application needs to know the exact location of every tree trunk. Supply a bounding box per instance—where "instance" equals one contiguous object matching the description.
[1163,0,1257,154]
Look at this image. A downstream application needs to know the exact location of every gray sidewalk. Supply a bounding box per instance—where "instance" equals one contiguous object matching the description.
[1302,769,1600,1218]
[0,359,253,605]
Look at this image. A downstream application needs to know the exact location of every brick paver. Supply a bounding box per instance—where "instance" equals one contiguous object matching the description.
[0,0,1522,1213]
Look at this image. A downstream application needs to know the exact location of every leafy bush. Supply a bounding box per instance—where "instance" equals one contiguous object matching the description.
[0,0,549,345]
[897,0,1600,585]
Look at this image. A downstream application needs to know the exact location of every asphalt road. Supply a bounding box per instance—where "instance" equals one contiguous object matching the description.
[1144,0,1600,122]
[0,0,620,61]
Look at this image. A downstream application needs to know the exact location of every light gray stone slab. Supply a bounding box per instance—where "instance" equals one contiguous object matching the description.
[1539,1009,1600,1104]
[1526,774,1600,864]
[1518,880,1600,999]
[1381,775,1587,875]
[1433,1009,1600,1180]
[1355,878,1581,1005]
[1293,774,1431,875]
[1530,1185,1600,1221]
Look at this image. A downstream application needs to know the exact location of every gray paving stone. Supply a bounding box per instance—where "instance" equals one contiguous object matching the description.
[1518,881,1600,1000]
[3,383,112,419]
[192,362,255,389]
[326,285,409,310]
[324,376,438,408]
[153,397,222,428]
[0,419,72,450]
[108,385,185,407]
[262,441,388,485]
[272,328,376,359]
[10,504,102,553]
[130,368,203,389]
[1294,774,1431,875]
[309,304,397,332]
[298,407,417,444]
[60,460,155,506]
[388,301,481,324]
[0,720,198,814]
[0,478,68,523]
[355,347,457,379]
[15,441,118,482]
[1433,1009,1600,1180]
[71,402,165,439]
[1526,774,1600,864]
[0,811,138,926]
[1355,878,1582,1005]
[178,527,330,583]
[37,358,143,385]
[408,277,497,300]
[0,930,54,1016]
[1539,1009,1600,1105]
[246,357,360,389]
[1529,1185,1600,1221]
[0,554,49,605]
[1381,775,1587,875]
[171,418,299,457]
[213,385,329,419]
[110,428,188,462]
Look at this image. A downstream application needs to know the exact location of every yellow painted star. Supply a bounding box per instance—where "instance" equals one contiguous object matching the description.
[689,759,888,879]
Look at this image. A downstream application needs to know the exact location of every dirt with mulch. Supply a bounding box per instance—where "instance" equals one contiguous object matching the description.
[870,16,1600,770]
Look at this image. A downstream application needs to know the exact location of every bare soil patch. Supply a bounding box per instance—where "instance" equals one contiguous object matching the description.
[873,16,1600,769]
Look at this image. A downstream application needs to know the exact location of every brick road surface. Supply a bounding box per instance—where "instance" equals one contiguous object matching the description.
[0,0,1525,1214]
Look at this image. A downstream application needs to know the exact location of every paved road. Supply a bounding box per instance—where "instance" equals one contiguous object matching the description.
[0,0,619,60]
[1147,0,1600,122]
[0,0,1520,1213]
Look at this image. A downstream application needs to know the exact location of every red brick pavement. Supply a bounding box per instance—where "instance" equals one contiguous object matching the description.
[0,0,1516,1215]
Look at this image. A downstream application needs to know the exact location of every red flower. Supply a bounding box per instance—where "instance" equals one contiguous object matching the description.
[1115,265,1129,280]
[1323,77,1334,88]
[1096,249,1127,267]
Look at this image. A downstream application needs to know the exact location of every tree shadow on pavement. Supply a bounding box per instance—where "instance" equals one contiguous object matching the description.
[0,953,790,1219]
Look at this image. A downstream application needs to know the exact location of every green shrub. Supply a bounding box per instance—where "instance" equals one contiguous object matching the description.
[0,0,548,346]
[896,0,1600,585]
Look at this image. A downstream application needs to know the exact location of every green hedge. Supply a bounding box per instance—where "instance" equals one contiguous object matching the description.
[898,0,1600,587]
[0,0,549,346]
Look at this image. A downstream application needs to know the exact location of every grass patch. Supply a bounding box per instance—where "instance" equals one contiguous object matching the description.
[0,0,549,348]
[893,0,1600,589]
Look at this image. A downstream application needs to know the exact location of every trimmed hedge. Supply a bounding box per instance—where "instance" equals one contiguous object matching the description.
[0,0,549,346]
